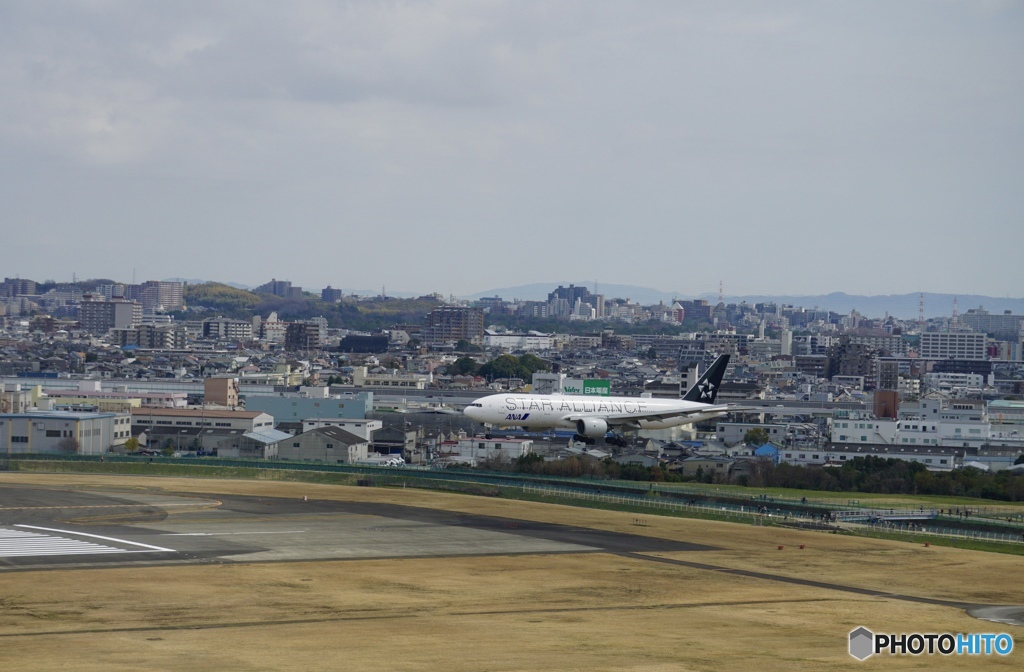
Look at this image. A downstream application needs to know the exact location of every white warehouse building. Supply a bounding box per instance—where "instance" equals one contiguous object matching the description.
[0,410,132,455]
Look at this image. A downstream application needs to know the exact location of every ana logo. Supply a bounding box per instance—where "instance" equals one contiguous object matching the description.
[505,413,530,421]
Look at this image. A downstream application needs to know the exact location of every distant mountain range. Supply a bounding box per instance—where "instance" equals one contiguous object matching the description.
[467,284,1024,320]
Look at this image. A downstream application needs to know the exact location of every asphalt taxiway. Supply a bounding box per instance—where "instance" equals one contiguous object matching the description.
[0,483,712,571]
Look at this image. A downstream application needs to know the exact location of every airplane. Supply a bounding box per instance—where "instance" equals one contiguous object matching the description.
[463,354,733,445]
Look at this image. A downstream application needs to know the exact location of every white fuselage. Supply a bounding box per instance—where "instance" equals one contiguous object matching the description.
[463,392,726,432]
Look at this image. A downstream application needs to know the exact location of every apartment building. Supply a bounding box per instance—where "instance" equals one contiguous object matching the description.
[111,324,187,349]
[919,332,987,360]
[285,321,322,350]
[960,307,1024,340]
[202,317,253,341]
[123,281,184,311]
[79,296,142,335]
[421,306,484,344]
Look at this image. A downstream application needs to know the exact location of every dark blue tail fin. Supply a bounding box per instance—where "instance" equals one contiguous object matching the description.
[682,354,730,404]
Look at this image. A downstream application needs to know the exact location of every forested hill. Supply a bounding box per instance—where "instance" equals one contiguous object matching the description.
[182,283,440,330]
[184,283,263,314]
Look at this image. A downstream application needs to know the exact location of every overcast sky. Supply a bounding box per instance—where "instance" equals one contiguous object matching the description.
[2,1,1022,298]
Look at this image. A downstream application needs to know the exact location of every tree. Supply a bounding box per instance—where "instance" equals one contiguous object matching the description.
[123,437,140,453]
[447,357,479,377]
[744,427,771,446]
[455,339,481,353]
[517,354,549,375]
[480,353,552,382]
[479,354,527,381]
[1015,454,1024,465]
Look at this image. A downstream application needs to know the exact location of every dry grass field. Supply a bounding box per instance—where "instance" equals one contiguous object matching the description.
[1,473,1020,671]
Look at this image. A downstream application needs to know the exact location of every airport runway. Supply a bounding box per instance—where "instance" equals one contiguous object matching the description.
[2,482,1021,627]
[0,483,713,571]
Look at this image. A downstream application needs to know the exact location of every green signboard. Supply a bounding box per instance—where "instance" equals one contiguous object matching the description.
[562,379,611,396]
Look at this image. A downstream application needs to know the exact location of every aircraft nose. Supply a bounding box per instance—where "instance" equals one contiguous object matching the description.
[464,405,480,420]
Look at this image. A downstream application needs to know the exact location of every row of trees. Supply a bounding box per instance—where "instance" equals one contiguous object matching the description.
[730,456,1024,501]
[470,453,1024,501]
[446,354,549,381]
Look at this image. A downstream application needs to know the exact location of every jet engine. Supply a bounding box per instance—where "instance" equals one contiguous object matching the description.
[575,418,609,438]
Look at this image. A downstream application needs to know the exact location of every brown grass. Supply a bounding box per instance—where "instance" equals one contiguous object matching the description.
[0,473,1020,671]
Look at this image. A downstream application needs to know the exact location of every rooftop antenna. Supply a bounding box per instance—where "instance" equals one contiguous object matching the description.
[952,296,959,325]
[918,293,925,329]
[718,280,723,304]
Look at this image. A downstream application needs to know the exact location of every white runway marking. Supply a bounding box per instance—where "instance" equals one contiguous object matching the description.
[12,524,175,553]
[0,528,133,558]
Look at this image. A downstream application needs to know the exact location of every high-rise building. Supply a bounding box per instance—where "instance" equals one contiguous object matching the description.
[548,284,593,306]
[321,286,343,302]
[826,336,874,380]
[285,322,322,351]
[421,306,484,344]
[79,296,142,335]
[1,278,37,297]
[256,278,303,299]
[137,281,184,311]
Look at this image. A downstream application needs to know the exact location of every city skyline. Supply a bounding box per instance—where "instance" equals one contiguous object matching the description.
[2,2,1022,297]
[8,272,1024,322]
